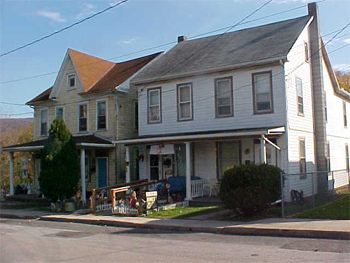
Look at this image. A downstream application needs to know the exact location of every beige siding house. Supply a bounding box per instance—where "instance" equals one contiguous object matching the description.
[3,49,161,201]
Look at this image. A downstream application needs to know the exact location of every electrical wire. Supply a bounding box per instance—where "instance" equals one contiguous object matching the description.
[0,0,129,58]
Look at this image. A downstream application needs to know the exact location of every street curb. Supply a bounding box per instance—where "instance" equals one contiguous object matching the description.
[0,214,40,220]
[39,216,350,241]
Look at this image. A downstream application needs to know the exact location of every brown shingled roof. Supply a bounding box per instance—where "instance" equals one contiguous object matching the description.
[82,52,162,95]
[27,86,53,104]
[68,49,115,92]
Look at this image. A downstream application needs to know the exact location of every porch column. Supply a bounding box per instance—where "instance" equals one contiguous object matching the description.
[185,142,192,201]
[125,146,130,183]
[9,152,14,195]
[260,135,267,164]
[80,148,86,203]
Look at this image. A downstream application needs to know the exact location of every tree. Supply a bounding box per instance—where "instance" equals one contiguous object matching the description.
[335,70,350,93]
[0,124,33,191]
[39,119,79,202]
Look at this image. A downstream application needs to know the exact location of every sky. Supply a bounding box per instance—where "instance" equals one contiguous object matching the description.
[0,0,349,118]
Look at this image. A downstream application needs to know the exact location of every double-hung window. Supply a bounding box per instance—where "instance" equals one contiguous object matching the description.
[296,77,304,115]
[299,138,306,179]
[55,106,64,121]
[215,77,233,117]
[343,101,347,128]
[79,103,88,132]
[97,100,107,130]
[304,42,309,62]
[177,83,193,121]
[148,88,161,123]
[253,71,273,114]
[40,109,48,136]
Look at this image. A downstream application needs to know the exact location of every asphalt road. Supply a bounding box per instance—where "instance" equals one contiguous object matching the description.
[0,218,349,263]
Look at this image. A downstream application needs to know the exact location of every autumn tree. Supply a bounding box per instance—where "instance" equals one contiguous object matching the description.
[335,70,350,93]
[0,123,33,191]
[39,119,79,202]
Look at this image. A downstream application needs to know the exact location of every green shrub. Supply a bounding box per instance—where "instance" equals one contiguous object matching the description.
[39,119,79,202]
[219,164,282,216]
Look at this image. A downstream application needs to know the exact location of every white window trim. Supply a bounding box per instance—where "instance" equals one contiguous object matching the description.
[177,83,193,121]
[40,107,49,136]
[96,99,108,131]
[55,106,65,122]
[67,73,76,90]
[77,102,89,133]
[148,88,161,124]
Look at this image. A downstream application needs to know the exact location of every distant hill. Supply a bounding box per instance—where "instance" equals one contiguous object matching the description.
[0,118,33,133]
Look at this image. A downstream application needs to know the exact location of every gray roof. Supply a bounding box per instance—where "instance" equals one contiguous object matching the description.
[133,16,311,84]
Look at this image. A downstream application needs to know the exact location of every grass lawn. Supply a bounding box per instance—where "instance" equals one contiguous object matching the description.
[294,195,350,220]
[146,206,222,219]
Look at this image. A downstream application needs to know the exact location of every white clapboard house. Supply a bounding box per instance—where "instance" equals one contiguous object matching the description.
[117,2,350,201]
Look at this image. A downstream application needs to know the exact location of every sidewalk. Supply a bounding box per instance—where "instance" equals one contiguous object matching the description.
[1,208,349,240]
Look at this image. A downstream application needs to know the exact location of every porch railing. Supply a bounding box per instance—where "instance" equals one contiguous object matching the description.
[191,180,204,198]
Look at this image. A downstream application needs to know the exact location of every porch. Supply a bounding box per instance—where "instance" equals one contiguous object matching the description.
[2,134,115,204]
[115,127,286,201]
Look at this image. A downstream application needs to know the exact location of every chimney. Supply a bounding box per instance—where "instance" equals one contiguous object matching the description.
[178,36,187,43]
[308,2,328,193]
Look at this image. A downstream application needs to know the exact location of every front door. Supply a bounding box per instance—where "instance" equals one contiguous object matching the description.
[97,157,108,188]
[150,155,160,181]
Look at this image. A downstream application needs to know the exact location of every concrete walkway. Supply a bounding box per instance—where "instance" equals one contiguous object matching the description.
[1,208,349,240]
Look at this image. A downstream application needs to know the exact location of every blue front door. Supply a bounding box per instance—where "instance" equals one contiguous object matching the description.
[97,158,108,188]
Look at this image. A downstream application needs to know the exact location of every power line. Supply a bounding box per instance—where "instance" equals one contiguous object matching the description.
[0,0,129,58]
[0,1,324,85]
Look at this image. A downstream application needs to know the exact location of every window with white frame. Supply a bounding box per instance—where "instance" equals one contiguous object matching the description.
[177,83,193,120]
[55,107,64,121]
[97,100,107,130]
[40,109,48,136]
[253,71,273,114]
[296,77,304,115]
[299,138,306,179]
[215,77,233,117]
[67,74,76,89]
[78,104,88,132]
[148,88,161,123]
[343,101,347,128]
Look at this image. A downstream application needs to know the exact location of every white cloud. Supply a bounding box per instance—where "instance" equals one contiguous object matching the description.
[122,38,140,44]
[344,38,350,44]
[37,10,66,23]
[75,3,96,20]
[333,63,350,72]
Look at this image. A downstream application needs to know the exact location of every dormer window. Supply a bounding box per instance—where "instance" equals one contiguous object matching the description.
[68,74,76,89]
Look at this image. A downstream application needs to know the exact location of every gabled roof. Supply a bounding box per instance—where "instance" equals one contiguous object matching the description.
[27,50,161,104]
[68,49,115,92]
[132,16,311,84]
[82,52,162,95]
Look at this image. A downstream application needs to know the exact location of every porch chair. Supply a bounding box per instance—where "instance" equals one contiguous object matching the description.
[202,178,220,197]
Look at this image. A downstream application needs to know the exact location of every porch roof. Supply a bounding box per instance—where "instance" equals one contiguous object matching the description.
[114,126,285,146]
[1,134,115,152]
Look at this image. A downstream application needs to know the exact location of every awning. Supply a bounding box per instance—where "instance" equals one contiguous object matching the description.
[150,144,175,155]
[114,127,285,146]
[1,134,115,152]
